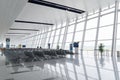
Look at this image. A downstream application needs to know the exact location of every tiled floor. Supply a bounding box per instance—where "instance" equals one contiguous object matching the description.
[0,51,120,80]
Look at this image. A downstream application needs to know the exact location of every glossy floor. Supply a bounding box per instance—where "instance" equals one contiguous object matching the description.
[0,51,120,80]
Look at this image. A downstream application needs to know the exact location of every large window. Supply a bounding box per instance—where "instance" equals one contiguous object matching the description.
[61,27,65,35]
[85,29,96,41]
[117,24,120,39]
[84,42,95,50]
[56,29,60,36]
[86,18,98,29]
[23,6,117,51]
[74,32,83,42]
[59,35,64,43]
[54,36,59,44]
[67,25,74,33]
[98,26,113,40]
[100,13,114,26]
[76,22,84,31]
[66,33,73,43]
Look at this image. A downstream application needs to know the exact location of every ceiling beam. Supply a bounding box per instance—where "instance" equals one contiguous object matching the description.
[9,28,39,31]
[15,20,54,25]
[5,35,25,36]
[6,33,30,35]
[28,0,85,14]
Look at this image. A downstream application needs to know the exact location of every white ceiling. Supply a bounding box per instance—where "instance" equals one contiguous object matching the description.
[16,3,78,24]
[0,0,116,42]
[0,0,28,42]
[45,0,115,11]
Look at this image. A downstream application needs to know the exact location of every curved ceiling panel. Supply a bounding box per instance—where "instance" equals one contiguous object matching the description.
[0,0,27,42]
[0,0,117,42]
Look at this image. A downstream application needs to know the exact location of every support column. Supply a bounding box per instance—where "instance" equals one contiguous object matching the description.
[71,16,78,53]
[33,33,38,48]
[40,28,45,47]
[25,38,27,47]
[39,31,43,47]
[37,31,41,47]
[111,0,119,57]
[57,20,63,49]
[31,34,35,48]
[94,8,102,80]
[43,28,49,48]
[111,0,119,80]
[80,13,88,80]
[47,26,53,48]
[62,17,69,49]
[35,32,39,48]
[51,22,58,48]
[38,30,42,47]
[71,16,78,44]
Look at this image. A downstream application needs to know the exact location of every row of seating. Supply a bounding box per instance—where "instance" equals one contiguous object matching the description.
[3,48,73,64]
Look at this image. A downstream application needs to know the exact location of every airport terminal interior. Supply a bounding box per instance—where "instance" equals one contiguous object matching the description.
[0,0,120,80]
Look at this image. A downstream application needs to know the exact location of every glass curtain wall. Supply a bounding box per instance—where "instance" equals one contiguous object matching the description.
[21,2,120,54]
[20,1,120,80]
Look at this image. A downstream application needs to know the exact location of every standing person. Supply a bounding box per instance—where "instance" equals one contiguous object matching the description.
[40,46,42,49]
[48,43,50,49]
[70,44,73,52]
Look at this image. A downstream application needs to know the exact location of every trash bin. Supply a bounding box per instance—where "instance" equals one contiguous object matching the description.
[75,48,78,54]
[73,42,79,54]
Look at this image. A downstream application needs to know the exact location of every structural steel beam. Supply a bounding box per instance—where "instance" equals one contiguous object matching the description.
[15,20,54,25]
[28,0,85,14]
[6,33,30,34]
[9,28,39,31]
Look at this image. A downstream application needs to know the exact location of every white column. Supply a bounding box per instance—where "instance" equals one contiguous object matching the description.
[43,28,49,48]
[71,16,78,44]
[38,30,42,47]
[40,28,45,47]
[94,8,102,80]
[80,13,88,80]
[37,31,41,47]
[71,16,78,53]
[47,26,53,48]
[57,20,63,49]
[111,0,119,80]
[51,22,58,48]
[61,17,69,49]
[31,34,35,48]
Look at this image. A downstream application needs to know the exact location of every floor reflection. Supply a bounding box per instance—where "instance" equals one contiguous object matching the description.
[117,57,120,62]
[1,51,120,80]
[99,56,105,67]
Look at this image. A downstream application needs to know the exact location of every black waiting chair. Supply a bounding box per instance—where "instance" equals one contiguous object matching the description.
[24,51,37,62]
[33,51,47,60]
